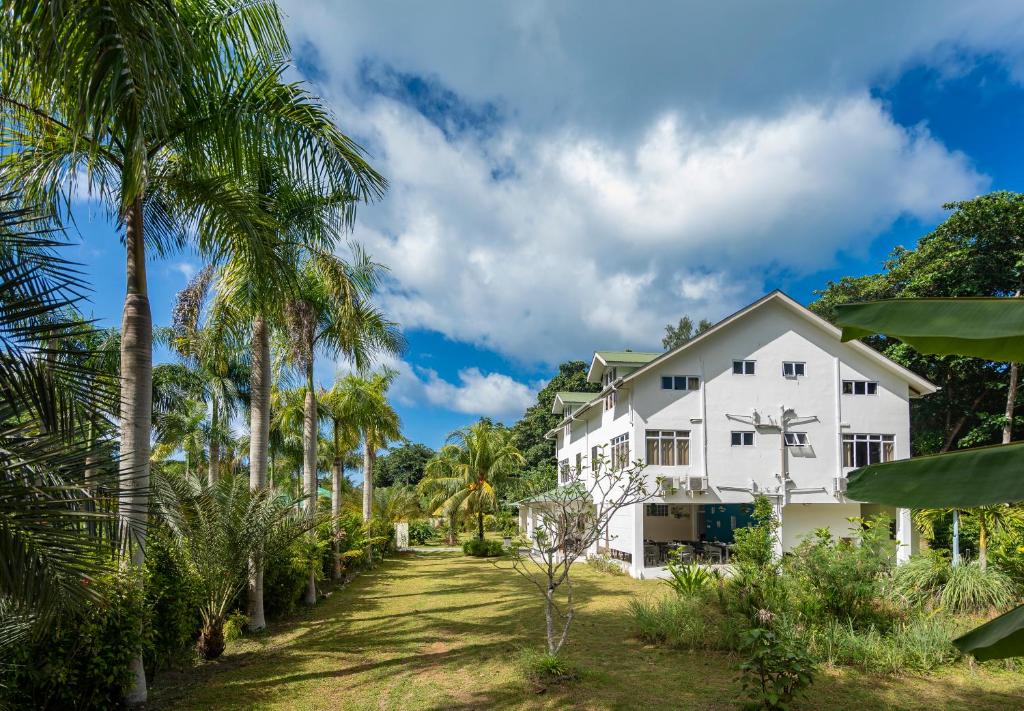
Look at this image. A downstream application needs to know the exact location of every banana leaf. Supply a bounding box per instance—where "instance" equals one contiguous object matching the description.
[953,604,1024,661]
[836,298,1024,362]
[846,441,1024,507]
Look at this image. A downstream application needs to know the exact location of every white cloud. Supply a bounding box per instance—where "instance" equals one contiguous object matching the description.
[280,1,1004,365]
[340,95,984,363]
[335,352,537,421]
[170,262,197,281]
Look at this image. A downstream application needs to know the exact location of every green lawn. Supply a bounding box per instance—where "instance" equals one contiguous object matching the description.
[151,552,1024,710]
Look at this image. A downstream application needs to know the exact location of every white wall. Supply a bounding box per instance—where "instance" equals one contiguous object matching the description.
[780,502,862,550]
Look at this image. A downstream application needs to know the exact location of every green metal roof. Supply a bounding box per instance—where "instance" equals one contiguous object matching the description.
[555,391,596,403]
[595,350,661,364]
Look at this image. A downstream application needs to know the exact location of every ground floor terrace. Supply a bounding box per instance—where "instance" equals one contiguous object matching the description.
[521,499,917,579]
[149,550,1024,710]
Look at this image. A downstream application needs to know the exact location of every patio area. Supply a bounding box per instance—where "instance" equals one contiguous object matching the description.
[638,501,756,576]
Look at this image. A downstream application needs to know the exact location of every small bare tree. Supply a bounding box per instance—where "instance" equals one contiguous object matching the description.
[509,450,659,656]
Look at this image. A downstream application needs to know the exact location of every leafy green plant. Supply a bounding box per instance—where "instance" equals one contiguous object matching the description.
[664,561,719,596]
[408,521,436,545]
[223,611,249,643]
[736,623,816,710]
[586,554,626,576]
[0,570,150,710]
[785,516,896,627]
[732,496,779,572]
[463,538,505,557]
[891,554,1017,614]
[800,614,961,673]
[262,542,308,617]
[144,527,203,676]
[520,647,580,684]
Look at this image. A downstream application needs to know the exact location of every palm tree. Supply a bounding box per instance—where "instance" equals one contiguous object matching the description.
[0,194,122,662]
[330,372,403,526]
[283,255,403,601]
[152,470,314,660]
[421,421,525,541]
[3,5,384,699]
[320,386,362,578]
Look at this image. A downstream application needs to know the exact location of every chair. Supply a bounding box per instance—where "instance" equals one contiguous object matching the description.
[704,544,723,564]
[644,545,659,567]
[677,545,696,564]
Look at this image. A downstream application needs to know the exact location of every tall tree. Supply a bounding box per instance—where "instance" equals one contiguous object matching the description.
[319,384,362,579]
[511,361,600,473]
[373,443,436,487]
[662,315,713,350]
[284,257,403,603]
[812,192,1024,455]
[421,420,525,541]
[2,4,383,699]
[330,371,403,526]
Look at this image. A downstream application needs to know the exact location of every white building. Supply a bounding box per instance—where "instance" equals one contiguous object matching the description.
[519,291,937,579]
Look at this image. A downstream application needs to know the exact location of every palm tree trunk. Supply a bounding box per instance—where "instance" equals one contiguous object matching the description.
[478,510,484,541]
[362,439,373,522]
[302,362,318,606]
[1004,363,1018,444]
[979,515,988,571]
[247,315,270,631]
[208,393,220,486]
[332,454,343,580]
[120,196,150,706]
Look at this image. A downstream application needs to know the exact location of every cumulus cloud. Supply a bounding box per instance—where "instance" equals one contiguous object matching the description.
[280,1,1005,366]
[338,94,985,363]
[336,353,537,421]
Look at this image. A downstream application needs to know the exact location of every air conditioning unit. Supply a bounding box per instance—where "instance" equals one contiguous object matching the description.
[658,477,677,495]
[687,475,708,494]
[834,476,848,494]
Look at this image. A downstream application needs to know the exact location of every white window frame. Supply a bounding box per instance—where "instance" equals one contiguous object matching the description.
[842,379,878,395]
[558,458,571,484]
[782,361,806,378]
[604,390,616,411]
[733,360,756,375]
[645,503,669,517]
[645,430,691,466]
[784,432,808,446]
[842,433,895,468]
[660,375,701,391]
[731,431,754,446]
[610,433,630,470]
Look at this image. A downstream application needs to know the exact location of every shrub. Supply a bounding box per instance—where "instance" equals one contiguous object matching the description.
[520,648,579,684]
[0,569,150,710]
[144,526,203,676]
[463,538,505,557]
[664,561,719,596]
[891,554,1017,614]
[628,593,739,650]
[408,521,435,545]
[736,624,816,711]
[732,496,778,571]
[263,542,307,618]
[785,516,896,627]
[223,610,249,642]
[483,513,498,531]
[586,554,627,576]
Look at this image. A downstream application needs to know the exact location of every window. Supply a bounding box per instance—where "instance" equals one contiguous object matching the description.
[604,390,616,410]
[645,430,690,466]
[661,375,701,391]
[733,360,755,375]
[610,433,630,470]
[842,434,895,467]
[842,379,878,395]
[563,413,571,437]
[783,432,808,446]
[602,368,617,387]
[731,431,754,446]
[559,458,571,484]
[782,361,805,378]
[591,445,600,470]
[575,452,582,474]
[645,503,669,517]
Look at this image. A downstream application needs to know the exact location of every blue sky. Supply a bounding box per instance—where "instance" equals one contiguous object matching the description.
[67,3,1024,451]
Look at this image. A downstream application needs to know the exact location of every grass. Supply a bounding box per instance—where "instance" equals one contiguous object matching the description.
[150,552,1024,710]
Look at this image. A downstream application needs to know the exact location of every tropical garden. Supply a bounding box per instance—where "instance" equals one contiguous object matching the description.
[2,2,1024,710]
